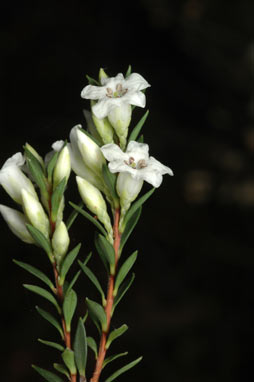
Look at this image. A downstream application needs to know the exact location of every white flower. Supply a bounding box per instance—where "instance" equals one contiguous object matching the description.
[81,73,150,120]
[0,152,38,204]
[0,204,35,244]
[101,141,173,188]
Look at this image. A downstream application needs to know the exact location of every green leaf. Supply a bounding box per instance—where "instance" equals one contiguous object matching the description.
[120,207,142,252]
[62,348,77,375]
[95,234,115,273]
[36,306,64,339]
[51,177,66,222]
[26,224,52,256]
[86,298,107,332]
[13,259,55,292]
[113,273,135,314]
[65,270,81,296]
[69,202,107,236]
[32,365,64,382]
[59,243,81,285]
[138,134,144,143]
[103,352,128,369]
[86,74,100,86]
[87,336,98,359]
[63,289,77,332]
[105,356,143,382]
[125,65,132,77]
[24,284,60,313]
[114,251,138,295]
[53,363,70,379]
[38,339,64,351]
[47,151,59,181]
[102,164,119,205]
[128,110,149,143]
[66,202,84,230]
[79,261,105,304]
[74,318,87,377]
[106,324,128,349]
[24,148,48,196]
[123,188,155,229]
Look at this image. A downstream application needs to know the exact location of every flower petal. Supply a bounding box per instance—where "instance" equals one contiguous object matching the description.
[148,157,174,176]
[101,143,127,162]
[101,73,125,86]
[123,90,146,108]
[81,85,106,100]
[126,141,149,161]
[138,167,163,188]
[92,98,121,119]
[125,73,151,91]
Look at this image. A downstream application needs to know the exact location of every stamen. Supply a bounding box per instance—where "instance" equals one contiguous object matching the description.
[106,88,113,98]
[137,159,147,169]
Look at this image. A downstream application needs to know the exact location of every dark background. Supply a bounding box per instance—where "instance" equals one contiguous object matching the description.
[0,1,253,381]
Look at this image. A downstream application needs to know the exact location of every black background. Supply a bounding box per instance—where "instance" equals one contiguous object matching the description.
[0,1,253,381]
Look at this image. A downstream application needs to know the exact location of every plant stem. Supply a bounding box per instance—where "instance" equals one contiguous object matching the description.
[90,208,121,382]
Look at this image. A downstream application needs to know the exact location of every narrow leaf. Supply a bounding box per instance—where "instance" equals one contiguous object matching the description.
[86,74,100,86]
[26,224,52,256]
[62,348,77,375]
[105,356,143,382]
[69,202,107,236]
[113,273,135,314]
[124,188,155,228]
[38,339,64,351]
[65,270,81,295]
[36,306,64,339]
[87,336,98,359]
[95,234,115,270]
[102,164,119,203]
[79,261,105,303]
[53,363,70,379]
[66,202,84,230]
[120,207,142,252]
[32,365,64,382]
[86,298,107,332]
[13,259,55,292]
[24,148,48,196]
[63,289,77,332]
[74,318,87,377]
[128,110,149,143]
[125,65,132,77]
[51,177,66,222]
[106,324,128,349]
[24,284,60,313]
[114,251,138,295]
[47,151,59,181]
[138,134,144,143]
[59,243,81,285]
[103,352,128,369]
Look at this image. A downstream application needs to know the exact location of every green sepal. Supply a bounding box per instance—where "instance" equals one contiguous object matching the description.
[63,289,77,332]
[62,348,77,375]
[66,202,84,230]
[128,110,149,143]
[38,338,64,352]
[102,164,119,207]
[95,234,115,274]
[86,298,107,332]
[26,224,52,259]
[36,306,64,339]
[120,207,142,252]
[104,356,143,382]
[114,251,138,296]
[53,363,70,379]
[86,74,100,86]
[87,336,98,359]
[23,284,61,313]
[106,324,128,349]
[74,318,87,378]
[13,259,55,292]
[65,270,81,296]
[24,147,48,197]
[69,202,107,237]
[103,352,128,369]
[32,365,64,382]
[59,243,81,285]
[79,261,106,305]
[113,273,135,314]
[47,151,59,182]
[125,65,132,77]
[51,177,66,222]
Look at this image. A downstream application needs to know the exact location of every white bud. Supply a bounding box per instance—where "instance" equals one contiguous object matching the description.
[0,204,35,244]
[0,153,38,204]
[52,221,70,264]
[53,146,71,188]
[108,103,132,150]
[21,189,50,238]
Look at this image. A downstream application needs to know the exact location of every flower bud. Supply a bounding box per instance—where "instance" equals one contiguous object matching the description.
[0,152,38,204]
[76,176,113,241]
[90,108,114,145]
[83,109,103,144]
[53,146,71,188]
[108,103,132,150]
[0,204,35,244]
[76,128,106,176]
[52,221,70,265]
[21,189,50,238]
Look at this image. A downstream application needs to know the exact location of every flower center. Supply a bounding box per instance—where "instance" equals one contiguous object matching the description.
[124,157,147,169]
[106,83,128,98]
